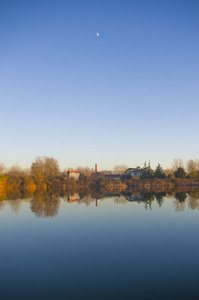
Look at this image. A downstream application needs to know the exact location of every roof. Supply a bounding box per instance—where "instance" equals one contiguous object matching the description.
[124,167,148,175]
[105,174,120,177]
[68,170,79,173]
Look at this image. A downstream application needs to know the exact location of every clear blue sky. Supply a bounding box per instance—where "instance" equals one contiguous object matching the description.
[1,0,199,171]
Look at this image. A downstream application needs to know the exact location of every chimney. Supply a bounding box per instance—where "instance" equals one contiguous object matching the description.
[95,164,97,173]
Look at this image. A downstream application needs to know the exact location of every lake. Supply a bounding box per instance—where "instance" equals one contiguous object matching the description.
[0,191,199,299]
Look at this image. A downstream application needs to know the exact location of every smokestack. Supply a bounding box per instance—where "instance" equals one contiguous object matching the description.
[95,164,97,173]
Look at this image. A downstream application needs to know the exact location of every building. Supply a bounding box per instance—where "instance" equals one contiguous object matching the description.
[91,163,104,179]
[67,170,80,180]
[91,172,103,179]
[123,167,146,178]
[90,164,120,181]
[104,174,121,181]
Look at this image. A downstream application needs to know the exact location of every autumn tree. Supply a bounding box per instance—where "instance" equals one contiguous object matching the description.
[187,171,199,179]
[23,176,37,193]
[44,157,60,178]
[31,157,60,183]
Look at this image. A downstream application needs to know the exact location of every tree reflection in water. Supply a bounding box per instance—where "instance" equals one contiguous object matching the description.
[173,192,187,212]
[8,199,22,214]
[155,192,166,207]
[79,195,94,206]
[175,192,187,203]
[0,201,5,211]
[187,192,199,210]
[30,192,61,218]
[0,188,199,216]
[173,199,186,212]
[114,196,128,204]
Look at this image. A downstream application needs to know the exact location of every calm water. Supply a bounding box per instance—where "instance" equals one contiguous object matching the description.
[0,192,199,300]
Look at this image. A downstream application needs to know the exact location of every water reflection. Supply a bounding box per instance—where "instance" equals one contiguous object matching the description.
[155,192,166,207]
[175,191,187,203]
[30,192,61,218]
[188,192,199,210]
[0,189,199,217]
[67,193,80,202]
[1,192,199,300]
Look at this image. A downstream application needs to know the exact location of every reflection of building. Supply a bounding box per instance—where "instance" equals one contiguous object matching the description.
[126,193,144,202]
[67,170,80,180]
[105,192,121,197]
[124,167,146,178]
[67,193,80,203]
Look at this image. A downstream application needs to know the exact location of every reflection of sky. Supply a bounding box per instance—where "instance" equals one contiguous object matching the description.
[0,196,199,299]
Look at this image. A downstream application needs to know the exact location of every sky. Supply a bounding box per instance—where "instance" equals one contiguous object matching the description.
[0,0,199,171]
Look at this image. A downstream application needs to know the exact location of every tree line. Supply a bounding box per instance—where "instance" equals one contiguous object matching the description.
[121,159,199,180]
[1,157,199,193]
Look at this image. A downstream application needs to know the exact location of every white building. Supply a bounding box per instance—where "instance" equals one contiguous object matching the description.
[67,170,80,180]
[124,167,147,178]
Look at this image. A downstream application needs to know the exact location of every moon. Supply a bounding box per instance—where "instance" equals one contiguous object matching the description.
[96,33,99,37]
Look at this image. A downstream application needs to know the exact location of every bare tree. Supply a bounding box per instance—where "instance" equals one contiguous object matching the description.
[77,166,94,177]
[113,165,128,174]
[7,164,30,177]
[100,170,112,175]
[172,158,184,171]
[0,162,6,175]
[164,168,173,176]
[186,159,199,173]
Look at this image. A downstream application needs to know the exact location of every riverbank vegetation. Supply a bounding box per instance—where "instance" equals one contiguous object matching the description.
[1,157,199,201]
